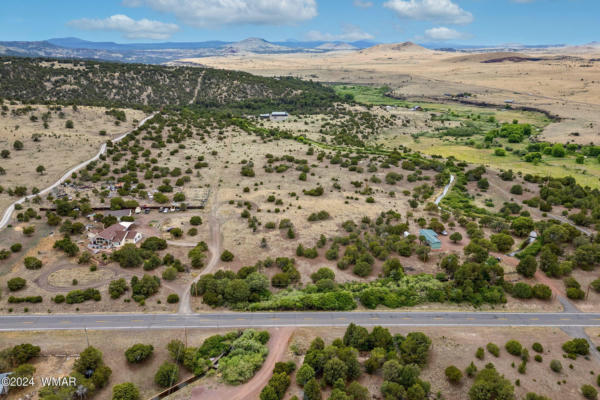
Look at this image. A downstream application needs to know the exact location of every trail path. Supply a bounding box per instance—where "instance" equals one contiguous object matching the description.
[178,135,232,314]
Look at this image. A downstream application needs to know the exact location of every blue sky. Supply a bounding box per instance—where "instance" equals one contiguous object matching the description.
[0,0,597,45]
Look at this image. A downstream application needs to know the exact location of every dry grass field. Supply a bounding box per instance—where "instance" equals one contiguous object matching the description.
[180,43,600,145]
[0,103,148,212]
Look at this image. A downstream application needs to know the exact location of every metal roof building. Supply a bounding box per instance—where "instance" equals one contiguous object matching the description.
[419,229,442,250]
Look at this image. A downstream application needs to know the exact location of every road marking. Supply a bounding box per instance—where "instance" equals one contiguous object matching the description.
[166,319,177,322]
[370,317,380,320]
[22,321,33,324]
[434,317,444,320]
[560,318,570,321]
[466,318,475,320]
[530,318,539,321]
[335,318,347,320]
[402,317,412,320]
[303,318,314,320]
[236,318,247,321]
[131,320,143,323]
[95,320,107,323]
[59,321,71,324]
[498,317,508,320]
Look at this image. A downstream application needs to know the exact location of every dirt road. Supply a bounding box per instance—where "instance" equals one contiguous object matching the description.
[177,136,232,314]
[190,327,293,400]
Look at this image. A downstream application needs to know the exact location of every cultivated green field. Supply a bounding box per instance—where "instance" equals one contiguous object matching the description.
[333,84,552,127]
[382,135,600,188]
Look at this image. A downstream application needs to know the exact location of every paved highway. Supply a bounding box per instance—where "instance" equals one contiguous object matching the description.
[1,311,599,331]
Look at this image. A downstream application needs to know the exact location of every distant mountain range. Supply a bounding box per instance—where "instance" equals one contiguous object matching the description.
[0,36,590,64]
[0,37,377,64]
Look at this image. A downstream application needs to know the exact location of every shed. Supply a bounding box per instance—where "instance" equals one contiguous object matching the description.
[0,372,11,395]
[419,229,441,250]
[270,111,289,121]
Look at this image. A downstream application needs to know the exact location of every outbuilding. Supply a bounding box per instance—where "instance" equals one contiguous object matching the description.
[270,111,289,121]
[419,229,442,250]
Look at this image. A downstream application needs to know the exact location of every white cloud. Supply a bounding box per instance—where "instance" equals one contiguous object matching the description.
[125,0,318,27]
[353,0,374,8]
[305,25,374,42]
[423,26,470,40]
[384,0,473,25]
[68,14,179,40]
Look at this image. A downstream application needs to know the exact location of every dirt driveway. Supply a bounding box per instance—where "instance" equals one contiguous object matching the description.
[190,327,293,400]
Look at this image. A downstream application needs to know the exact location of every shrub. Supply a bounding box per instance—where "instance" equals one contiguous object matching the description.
[465,362,477,377]
[10,243,22,252]
[567,287,585,300]
[517,255,537,278]
[167,294,179,304]
[190,216,203,226]
[532,342,543,353]
[445,365,463,384]
[220,250,234,262]
[10,343,41,364]
[112,382,140,400]
[532,284,552,300]
[550,359,562,373]
[505,340,523,356]
[512,282,533,299]
[109,278,128,299]
[476,347,485,360]
[53,294,65,304]
[125,344,154,363]
[582,384,598,400]
[141,237,167,251]
[296,364,315,387]
[487,343,500,357]
[66,288,101,304]
[218,329,269,385]
[162,267,178,281]
[7,277,26,291]
[24,257,42,270]
[154,362,179,387]
[562,338,589,357]
[510,185,523,195]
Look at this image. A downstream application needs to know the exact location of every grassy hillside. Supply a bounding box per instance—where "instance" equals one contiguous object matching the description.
[0,56,340,112]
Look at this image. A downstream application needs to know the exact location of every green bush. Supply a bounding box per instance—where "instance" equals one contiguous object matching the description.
[154,362,179,388]
[567,287,585,300]
[505,340,523,356]
[582,384,598,400]
[562,338,589,357]
[112,382,140,400]
[109,278,128,299]
[221,250,234,262]
[550,359,562,373]
[218,329,269,385]
[125,344,154,363]
[296,364,315,387]
[475,347,484,360]
[7,277,26,291]
[532,342,543,353]
[167,294,179,304]
[66,288,101,304]
[487,343,500,357]
[445,365,463,384]
[24,256,42,270]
